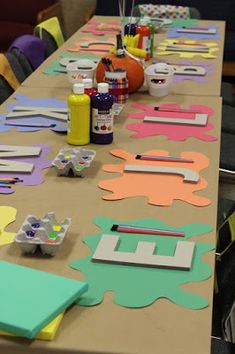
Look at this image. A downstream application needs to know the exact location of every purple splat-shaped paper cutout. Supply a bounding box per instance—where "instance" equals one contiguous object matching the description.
[0,144,52,194]
[0,94,67,133]
[167,25,219,39]
[172,60,214,83]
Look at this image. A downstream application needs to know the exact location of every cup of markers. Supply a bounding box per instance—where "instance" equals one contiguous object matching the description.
[102,58,128,104]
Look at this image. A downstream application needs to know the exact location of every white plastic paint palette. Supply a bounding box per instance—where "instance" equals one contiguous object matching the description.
[15,212,71,256]
[52,147,96,177]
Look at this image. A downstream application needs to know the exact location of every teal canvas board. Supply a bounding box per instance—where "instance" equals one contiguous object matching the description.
[0,261,88,338]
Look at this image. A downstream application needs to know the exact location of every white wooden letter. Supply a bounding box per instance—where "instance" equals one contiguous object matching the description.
[92,235,195,270]
[144,113,208,126]
[124,164,199,183]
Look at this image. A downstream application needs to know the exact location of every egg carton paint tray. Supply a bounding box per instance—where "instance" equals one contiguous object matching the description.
[52,147,96,177]
[15,212,71,256]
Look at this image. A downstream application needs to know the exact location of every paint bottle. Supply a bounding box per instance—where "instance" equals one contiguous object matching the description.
[67,83,90,145]
[143,16,155,58]
[91,82,114,144]
[83,78,97,97]
[83,78,97,126]
[136,17,151,61]
[124,17,137,36]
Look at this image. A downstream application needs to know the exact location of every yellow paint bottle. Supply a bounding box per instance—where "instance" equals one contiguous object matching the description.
[67,83,90,145]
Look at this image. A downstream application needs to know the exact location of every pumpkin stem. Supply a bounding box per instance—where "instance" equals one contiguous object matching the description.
[116,33,125,58]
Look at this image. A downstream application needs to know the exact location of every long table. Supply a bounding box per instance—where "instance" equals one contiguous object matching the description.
[0,16,224,354]
[22,16,225,97]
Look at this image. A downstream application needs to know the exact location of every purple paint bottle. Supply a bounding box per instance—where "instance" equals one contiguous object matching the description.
[91,82,114,144]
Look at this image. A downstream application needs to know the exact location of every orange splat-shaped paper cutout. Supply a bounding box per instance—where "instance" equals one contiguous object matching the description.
[98,149,211,206]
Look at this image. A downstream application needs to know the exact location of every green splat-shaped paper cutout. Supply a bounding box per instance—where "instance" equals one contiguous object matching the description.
[43,53,100,75]
[169,19,199,27]
[69,217,214,309]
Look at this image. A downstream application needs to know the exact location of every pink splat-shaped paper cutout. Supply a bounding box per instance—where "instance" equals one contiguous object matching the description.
[126,103,217,141]
[98,149,211,207]
[68,37,116,55]
[81,21,121,36]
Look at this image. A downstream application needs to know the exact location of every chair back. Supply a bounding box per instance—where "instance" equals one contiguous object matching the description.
[214,210,235,341]
[5,52,27,83]
[8,34,46,70]
[0,53,20,104]
[34,17,64,57]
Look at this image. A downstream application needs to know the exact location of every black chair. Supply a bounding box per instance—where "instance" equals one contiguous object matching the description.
[212,207,235,338]
[34,17,64,58]
[0,53,20,105]
[9,47,34,78]
[221,83,235,107]
[211,337,235,354]
[0,76,14,105]
[5,52,27,83]
[34,26,58,57]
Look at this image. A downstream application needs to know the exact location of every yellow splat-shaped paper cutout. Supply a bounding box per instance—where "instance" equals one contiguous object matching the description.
[157,39,219,59]
[0,206,16,245]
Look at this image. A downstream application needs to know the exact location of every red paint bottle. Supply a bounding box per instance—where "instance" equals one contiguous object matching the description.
[83,78,97,96]
[136,18,151,61]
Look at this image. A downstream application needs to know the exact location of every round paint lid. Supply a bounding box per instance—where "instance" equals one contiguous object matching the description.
[83,78,93,89]
[98,82,109,93]
[73,83,85,94]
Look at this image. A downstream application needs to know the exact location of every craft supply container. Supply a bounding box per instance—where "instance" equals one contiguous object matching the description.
[67,59,97,84]
[145,63,174,97]
[15,213,71,256]
[104,70,128,104]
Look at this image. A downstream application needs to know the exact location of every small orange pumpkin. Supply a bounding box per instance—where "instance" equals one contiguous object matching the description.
[96,53,144,93]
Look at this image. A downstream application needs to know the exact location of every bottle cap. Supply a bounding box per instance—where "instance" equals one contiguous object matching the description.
[73,83,85,94]
[128,17,137,24]
[98,82,109,93]
[83,78,93,89]
[139,17,149,26]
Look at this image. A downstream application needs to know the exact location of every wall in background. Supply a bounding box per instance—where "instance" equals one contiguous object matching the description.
[59,0,97,39]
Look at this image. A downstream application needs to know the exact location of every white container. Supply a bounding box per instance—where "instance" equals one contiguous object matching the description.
[145,63,174,97]
[15,212,71,256]
[52,147,96,177]
[66,59,97,84]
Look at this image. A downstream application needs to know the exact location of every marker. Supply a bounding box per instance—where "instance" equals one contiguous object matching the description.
[154,106,202,114]
[111,224,185,237]
[53,69,67,73]
[0,178,23,184]
[80,49,110,53]
[182,26,209,30]
[173,42,207,47]
[135,154,193,163]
